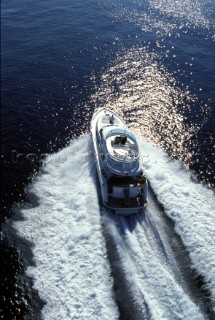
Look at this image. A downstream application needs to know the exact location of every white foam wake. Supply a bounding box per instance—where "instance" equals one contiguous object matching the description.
[13,136,118,320]
[12,133,215,318]
[104,210,205,320]
[139,138,215,308]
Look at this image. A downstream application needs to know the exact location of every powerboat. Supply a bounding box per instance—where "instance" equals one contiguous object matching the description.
[91,108,148,215]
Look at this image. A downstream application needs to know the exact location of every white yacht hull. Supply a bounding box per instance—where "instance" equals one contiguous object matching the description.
[91,108,148,215]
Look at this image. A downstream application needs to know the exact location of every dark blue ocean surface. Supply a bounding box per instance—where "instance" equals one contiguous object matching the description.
[1,0,215,318]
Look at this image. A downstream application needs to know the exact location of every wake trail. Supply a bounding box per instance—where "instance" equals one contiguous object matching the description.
[10,136,119,320]
[139,138,215,311]
[104,205,205,320]
[7,134,215,320]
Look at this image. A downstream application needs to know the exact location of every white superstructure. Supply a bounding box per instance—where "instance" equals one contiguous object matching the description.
[91,108,148,215]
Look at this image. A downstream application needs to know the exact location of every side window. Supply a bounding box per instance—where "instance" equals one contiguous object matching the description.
[99,128,103,138]
[96,132,100,142]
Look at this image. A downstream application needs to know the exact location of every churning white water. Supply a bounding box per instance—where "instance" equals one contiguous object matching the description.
[13,136,119,320]
[12,135,215,319]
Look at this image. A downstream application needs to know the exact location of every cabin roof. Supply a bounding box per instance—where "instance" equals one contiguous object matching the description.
[102,126,137,141]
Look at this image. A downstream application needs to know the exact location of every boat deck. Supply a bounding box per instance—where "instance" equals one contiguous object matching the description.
[107,175,146,209]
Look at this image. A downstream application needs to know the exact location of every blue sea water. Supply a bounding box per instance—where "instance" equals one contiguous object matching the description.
[1,0,215,318]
